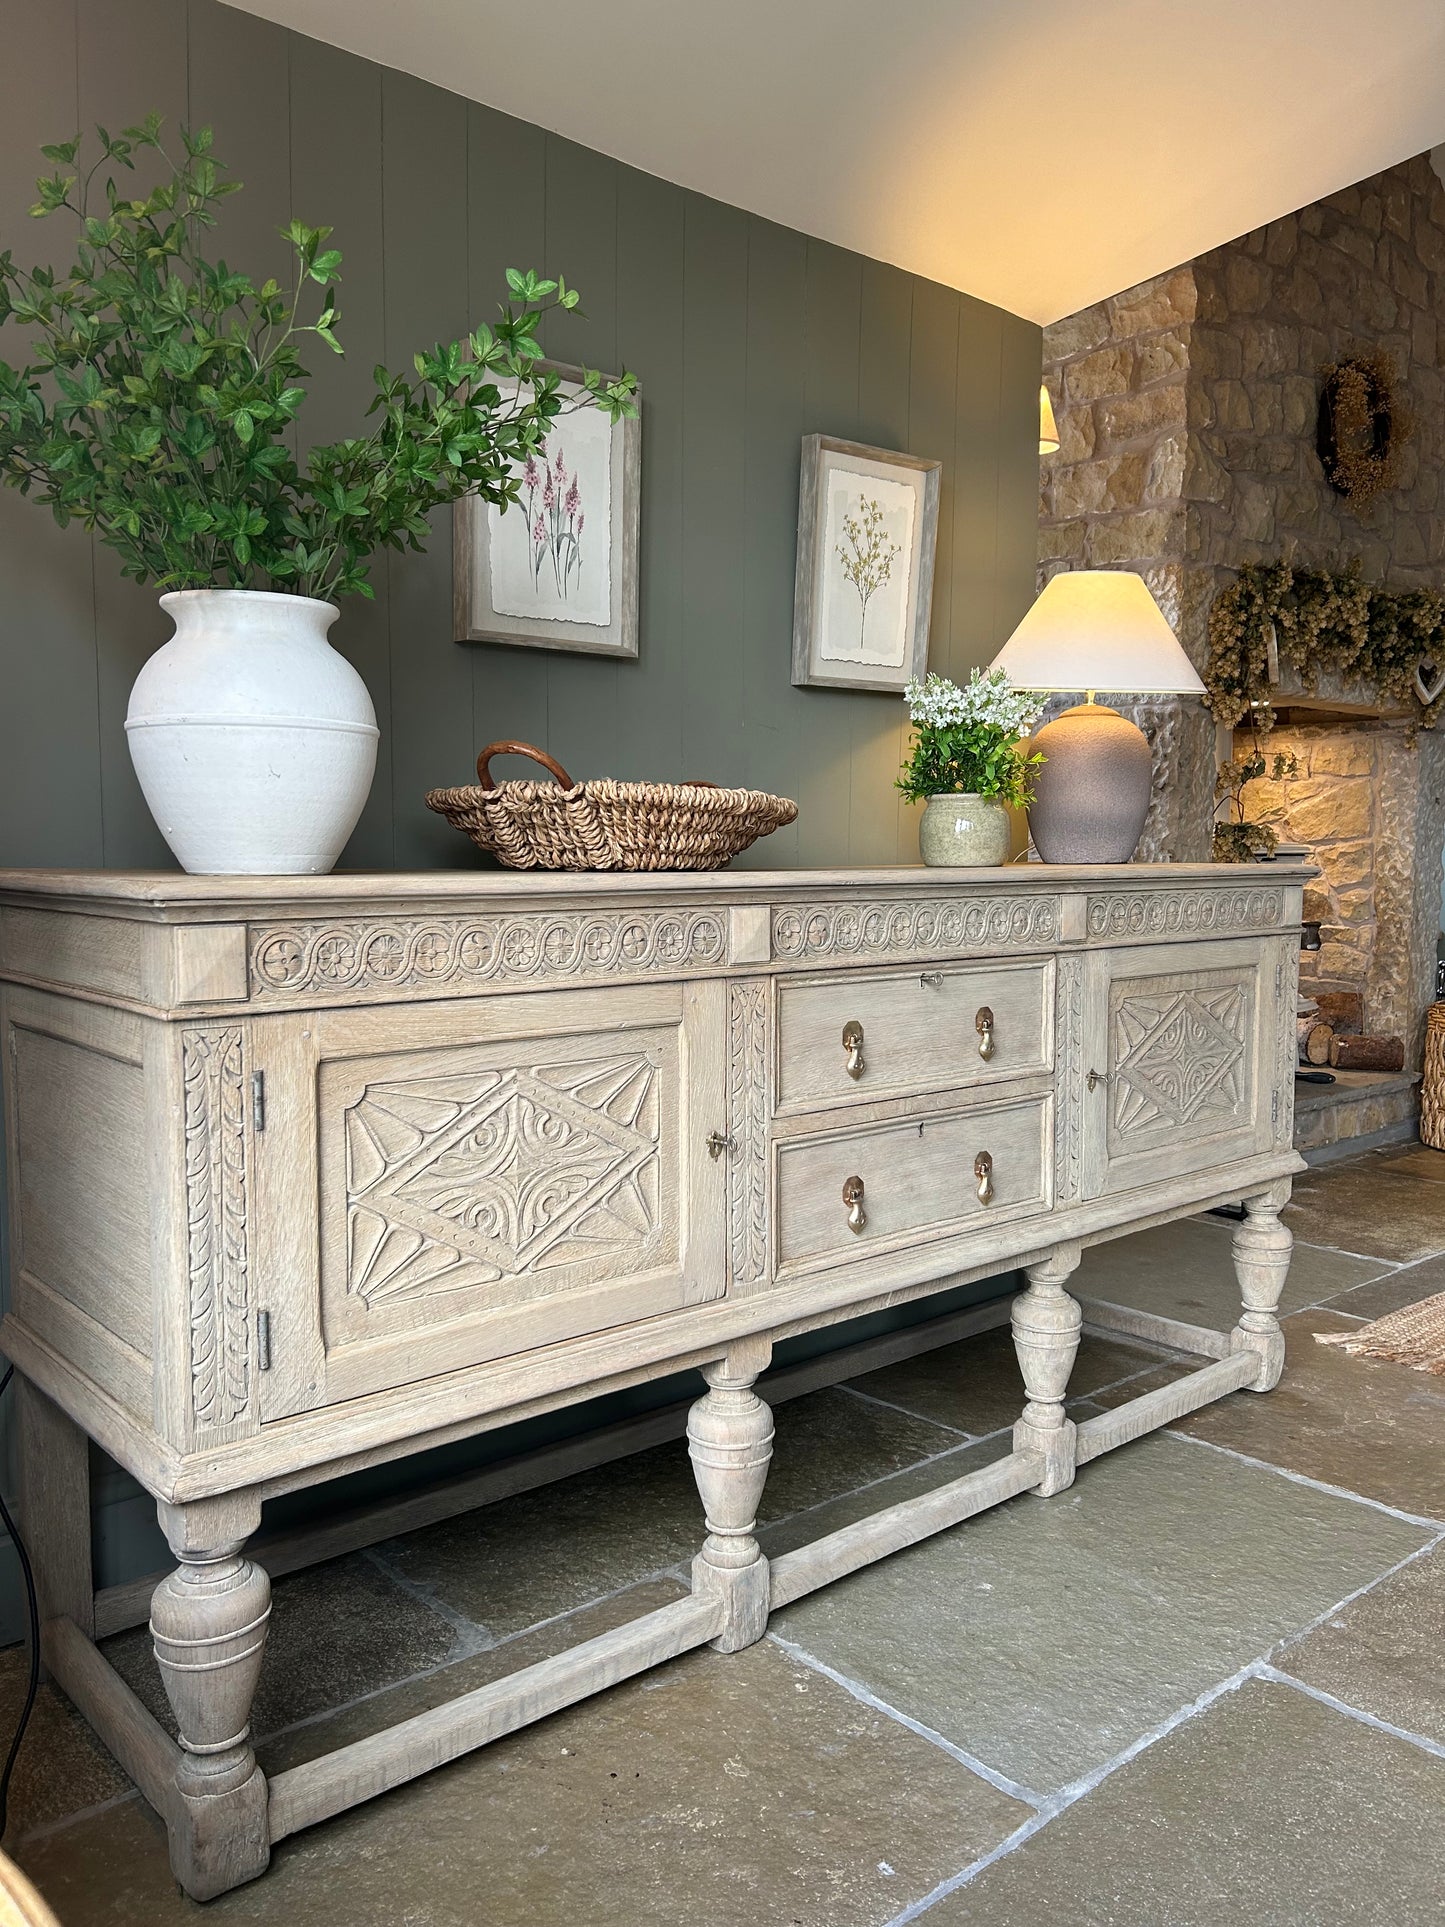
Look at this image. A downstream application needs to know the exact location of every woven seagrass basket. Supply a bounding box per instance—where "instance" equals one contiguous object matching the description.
[427,741,799,872]
[1422,1002,1445,1151]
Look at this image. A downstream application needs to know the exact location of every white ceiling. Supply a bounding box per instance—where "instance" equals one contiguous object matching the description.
[224,0,1445,324]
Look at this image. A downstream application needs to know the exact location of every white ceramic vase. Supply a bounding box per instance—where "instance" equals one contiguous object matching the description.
[125,589,379,875]
[918,792,1011,867]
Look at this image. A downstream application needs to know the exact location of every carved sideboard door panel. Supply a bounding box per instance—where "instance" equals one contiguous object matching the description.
[254,980,728,1417]
[1077,937,1279,1201]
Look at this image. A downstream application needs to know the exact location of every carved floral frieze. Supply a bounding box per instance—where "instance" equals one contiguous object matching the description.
[772,896,1059,961]
[1053,953,1086,1203]
[182,1027,252,1430]
[249,909,728,998]
[726,980,769,1289]
[1086,888,1285,940]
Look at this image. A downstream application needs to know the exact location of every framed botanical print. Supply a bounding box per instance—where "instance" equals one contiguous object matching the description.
[454,363,641,657]
[791,434,941,692]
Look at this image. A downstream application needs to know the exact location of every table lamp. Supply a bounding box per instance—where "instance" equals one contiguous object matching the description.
[989,569,1206,864]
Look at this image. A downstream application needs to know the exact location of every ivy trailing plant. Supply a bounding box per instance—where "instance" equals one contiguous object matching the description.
[1205,558,1445,735]
[0,116,636,603]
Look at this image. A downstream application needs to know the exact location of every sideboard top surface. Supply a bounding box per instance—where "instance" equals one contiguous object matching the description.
[0,862,1314,920]
[0,862,1312,1020]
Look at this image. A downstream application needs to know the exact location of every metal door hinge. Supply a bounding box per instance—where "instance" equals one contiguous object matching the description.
[257,1309,272,1372]
[251,1069,266,1132]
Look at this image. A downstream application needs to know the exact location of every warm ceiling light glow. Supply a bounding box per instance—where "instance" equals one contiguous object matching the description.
[1039,384,1060,456]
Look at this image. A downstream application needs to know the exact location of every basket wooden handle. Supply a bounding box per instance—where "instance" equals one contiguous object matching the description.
[476,740,575,791]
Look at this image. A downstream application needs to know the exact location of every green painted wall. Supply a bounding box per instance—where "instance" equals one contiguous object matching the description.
[0,0,1041,1630]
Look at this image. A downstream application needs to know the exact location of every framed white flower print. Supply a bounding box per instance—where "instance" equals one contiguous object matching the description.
[454,363,641,657]
[791,435,941,692]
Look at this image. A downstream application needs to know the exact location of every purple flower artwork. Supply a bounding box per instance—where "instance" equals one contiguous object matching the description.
[487,376,614,629]
[518,445,588,598]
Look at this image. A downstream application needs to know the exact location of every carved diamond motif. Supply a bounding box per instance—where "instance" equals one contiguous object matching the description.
[1113,987,1248,1137]
[343,1055,660,1306]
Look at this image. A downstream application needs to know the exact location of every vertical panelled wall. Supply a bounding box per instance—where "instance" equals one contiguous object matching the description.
[0,0,1040,1631]
[0,0,1042,877]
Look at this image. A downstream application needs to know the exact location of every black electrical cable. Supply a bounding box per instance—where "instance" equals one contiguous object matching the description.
[0,1364,41,1842]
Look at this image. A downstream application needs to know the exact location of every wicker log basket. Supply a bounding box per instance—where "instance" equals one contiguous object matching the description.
[427,741,799,871]
[1422,1002,1445,1152]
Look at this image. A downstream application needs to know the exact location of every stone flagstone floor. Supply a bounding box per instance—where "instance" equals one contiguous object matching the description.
[7,1142,1445,1925]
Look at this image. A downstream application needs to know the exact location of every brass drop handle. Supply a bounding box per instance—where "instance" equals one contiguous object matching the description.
[975,1006,995,1061]
[706,1131,735,1161]
[1087,1067,1113,1092]
[920,970,944,989]
[842,1020,865,1080]
[974,1150,994,1206]
[843,1174,867,1234]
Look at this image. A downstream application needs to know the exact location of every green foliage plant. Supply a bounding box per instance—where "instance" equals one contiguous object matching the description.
[0,116,637,603]
[897,669,1044,807]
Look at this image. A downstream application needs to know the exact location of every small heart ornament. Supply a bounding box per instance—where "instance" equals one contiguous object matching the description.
[1415,660,1445,707]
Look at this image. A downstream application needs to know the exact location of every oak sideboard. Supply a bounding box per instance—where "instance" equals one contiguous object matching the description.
[0,863,1307,1898]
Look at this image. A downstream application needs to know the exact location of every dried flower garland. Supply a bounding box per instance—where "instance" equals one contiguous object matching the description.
[1316,351,1409,504]
[1205,559,1445,733]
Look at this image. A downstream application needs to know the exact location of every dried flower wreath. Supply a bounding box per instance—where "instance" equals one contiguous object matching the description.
[1316,351,1410,505]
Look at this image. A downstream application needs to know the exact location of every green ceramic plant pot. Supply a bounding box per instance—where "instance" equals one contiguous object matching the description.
[918,792,1011,867]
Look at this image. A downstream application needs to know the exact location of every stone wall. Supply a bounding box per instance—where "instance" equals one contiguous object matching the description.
[1242,720,1389,1013]
[1242,709,1445,1063]
[1042,151,1445,1059]
[1189,154,1445,595]
[1038,268,1215,862]
[1042,151,1445,611]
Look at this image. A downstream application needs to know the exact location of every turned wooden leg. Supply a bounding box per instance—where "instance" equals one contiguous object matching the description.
[1229,1182,1293,1391]
[151,1496,271,1901]
[1012,1242,1083,1497]
[15,1378,94,1660]
[687,1337,775,1653]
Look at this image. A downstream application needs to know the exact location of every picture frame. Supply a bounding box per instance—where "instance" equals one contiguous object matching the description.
[453,362,641,658]
[791,434,941,692]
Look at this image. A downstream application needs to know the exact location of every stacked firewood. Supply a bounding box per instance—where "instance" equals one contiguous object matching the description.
[1297,991,1405,1073]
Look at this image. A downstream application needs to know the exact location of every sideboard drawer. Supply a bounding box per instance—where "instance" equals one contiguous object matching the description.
[776,960,1052,1115]
[775,1093,1051,1273]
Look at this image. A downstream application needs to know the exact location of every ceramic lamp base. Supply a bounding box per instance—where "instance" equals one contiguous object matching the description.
[1026,702,1152,863]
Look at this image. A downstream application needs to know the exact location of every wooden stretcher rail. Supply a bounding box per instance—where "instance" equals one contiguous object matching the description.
[1077,1297,1234,1360]
[266,1590,724,1842]
[1075,1352,1258,1464]
[768,1447,1045,1610]
[45,1615,183,1822]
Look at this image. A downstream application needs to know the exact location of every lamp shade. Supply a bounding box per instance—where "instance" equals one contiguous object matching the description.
[1038,384,1060,455]
[990,570,1205,696]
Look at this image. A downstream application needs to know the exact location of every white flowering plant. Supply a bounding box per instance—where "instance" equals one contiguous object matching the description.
[897,669,1045,806]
